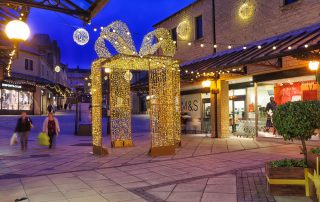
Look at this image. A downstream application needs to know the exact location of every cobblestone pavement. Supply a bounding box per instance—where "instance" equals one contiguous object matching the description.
[0,112,316,202]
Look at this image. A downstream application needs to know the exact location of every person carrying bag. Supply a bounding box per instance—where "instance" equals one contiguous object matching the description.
[14,112,33,150]
[42,112,60,149]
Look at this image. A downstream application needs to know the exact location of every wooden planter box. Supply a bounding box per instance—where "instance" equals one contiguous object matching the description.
[266,162,309,196]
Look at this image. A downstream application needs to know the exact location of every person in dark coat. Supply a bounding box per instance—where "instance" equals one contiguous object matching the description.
[64,103,68,111]
[266,97,277,132]
[15,112,33,150]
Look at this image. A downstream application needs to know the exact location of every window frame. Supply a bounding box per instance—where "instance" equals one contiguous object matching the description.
[29,60,33,71]
[24,59,29,70]
[171,27,177,47]
[195,15,203,40]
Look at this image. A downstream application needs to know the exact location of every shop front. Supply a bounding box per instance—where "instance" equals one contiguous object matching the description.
[0,82,35,115]
[181,89,211,134]
[227,68,319,139]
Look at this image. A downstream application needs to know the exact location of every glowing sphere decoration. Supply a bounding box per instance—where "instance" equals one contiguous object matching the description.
[73,28,89,45]
[238,2,254,20]
[5,20,30,41]
[177,20,191,40]
[54,65,61,73]
[124,71,133,81]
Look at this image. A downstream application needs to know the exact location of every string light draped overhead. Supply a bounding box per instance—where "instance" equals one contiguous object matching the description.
[91,21,181,156]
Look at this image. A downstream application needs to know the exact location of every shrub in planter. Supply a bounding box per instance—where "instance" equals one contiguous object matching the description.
[272,100,320,165]
[266,101,320,196]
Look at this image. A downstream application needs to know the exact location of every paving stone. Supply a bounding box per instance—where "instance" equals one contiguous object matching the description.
[167,191,203,202]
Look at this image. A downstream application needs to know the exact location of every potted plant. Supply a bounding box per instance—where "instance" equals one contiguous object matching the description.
[266,100,320,196]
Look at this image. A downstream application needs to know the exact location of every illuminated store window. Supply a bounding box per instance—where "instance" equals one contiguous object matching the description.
[2,89,19,110]
[19,91,33,110]
[195,15,203,39]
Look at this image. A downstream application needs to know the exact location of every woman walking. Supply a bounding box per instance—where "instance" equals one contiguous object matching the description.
[42,112,60,149]
[15,112,33,150]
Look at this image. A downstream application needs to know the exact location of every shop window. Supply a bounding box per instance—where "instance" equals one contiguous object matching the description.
[19,91,33,110]
[284,0,298,5]
[195,15,203,39]
[1,89,19,110]
[171,27,177,46]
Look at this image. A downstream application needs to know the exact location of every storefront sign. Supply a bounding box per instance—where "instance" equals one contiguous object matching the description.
[181,94,201,118]
[1,83,22,89]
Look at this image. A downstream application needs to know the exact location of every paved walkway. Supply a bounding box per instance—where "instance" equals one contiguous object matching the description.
[0,112,316,202]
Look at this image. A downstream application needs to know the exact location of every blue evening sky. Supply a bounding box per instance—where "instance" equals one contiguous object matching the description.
[27,0,195,69]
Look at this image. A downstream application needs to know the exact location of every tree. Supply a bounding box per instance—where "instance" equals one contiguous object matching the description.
[273,101,320,165]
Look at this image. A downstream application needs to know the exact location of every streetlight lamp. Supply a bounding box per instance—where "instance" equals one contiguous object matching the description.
[202,80,212,88]
[5,20,30,41]
[309,61,319,71]
[309,60,320,84]
[5,20,31,60]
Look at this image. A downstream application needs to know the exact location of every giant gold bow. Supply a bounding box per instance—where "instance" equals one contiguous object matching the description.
[95,20,175,58]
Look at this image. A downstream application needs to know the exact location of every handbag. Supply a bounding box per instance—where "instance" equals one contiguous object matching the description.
[38,132,50,146]
[10,133,18,145]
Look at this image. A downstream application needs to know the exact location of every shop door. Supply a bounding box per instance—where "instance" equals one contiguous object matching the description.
[202,98,211,134]
[230,96,246,132]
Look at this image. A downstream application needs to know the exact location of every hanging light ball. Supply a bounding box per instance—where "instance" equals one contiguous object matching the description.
[73,28,89,45]
[54,65,61,73]
[5,20,30,41]
[124,71,133,81]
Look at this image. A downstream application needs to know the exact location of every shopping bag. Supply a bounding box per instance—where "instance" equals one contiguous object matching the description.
[10,133,18,145]
[38,132,50,146]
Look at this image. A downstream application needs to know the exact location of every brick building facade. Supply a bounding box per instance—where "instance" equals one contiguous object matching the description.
[154,0,320,138]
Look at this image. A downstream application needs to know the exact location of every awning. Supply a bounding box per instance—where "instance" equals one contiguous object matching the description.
[181,23,320,75]
[9,72,54,85]
[0,0,109,22]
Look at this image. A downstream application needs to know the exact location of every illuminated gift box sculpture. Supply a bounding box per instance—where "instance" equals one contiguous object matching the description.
[91,21,181,156]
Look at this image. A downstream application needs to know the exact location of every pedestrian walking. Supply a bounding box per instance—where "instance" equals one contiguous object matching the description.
[68,103,72,111]
[14,112,33,150]
[64,103,67,111]
[42,112,60,149]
